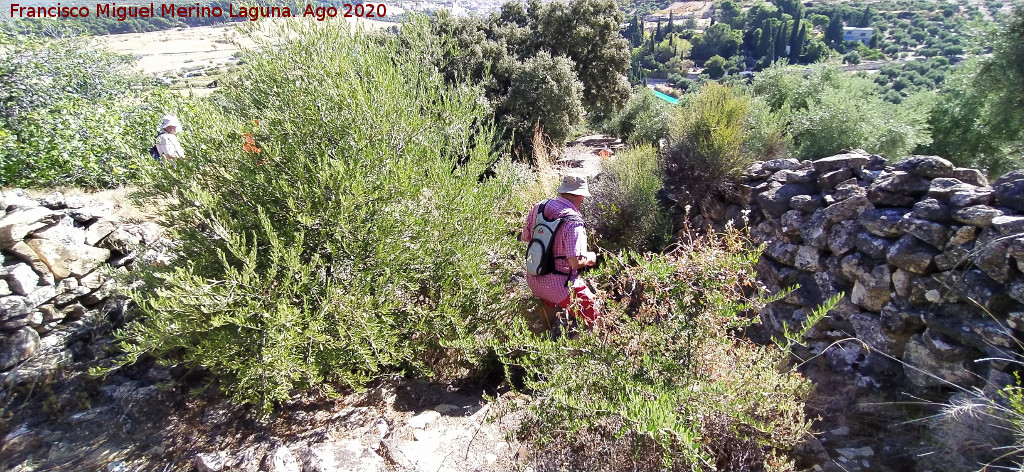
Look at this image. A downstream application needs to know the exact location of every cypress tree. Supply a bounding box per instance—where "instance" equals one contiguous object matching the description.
[869,32,879,49]
[826,15,844,46]
[859,5,872,27]
[775,24,787,58]
[667,11,674,35]
[792,23,807,58]
[789,19,801,54]
[655,18,663,41]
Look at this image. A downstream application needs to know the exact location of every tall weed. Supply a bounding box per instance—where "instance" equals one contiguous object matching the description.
[583,145,672,253]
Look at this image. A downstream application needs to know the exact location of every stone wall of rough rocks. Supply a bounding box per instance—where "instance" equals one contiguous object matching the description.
[668,151,1024,393]
[0,189,168,386]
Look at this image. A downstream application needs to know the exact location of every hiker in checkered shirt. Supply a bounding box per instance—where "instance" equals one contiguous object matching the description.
[520,174,600,328]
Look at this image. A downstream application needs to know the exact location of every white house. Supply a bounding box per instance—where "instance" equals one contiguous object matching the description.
[843,27,874,45]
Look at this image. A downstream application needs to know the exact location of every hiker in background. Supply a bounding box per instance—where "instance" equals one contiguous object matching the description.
[153,114,185,164]
[521,174,600,332]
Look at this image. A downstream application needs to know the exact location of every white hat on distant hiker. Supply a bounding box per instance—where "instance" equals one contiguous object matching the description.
[557,174,591,197]
[159,114,182,131]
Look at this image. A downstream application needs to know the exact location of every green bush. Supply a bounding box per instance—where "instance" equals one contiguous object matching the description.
[0,35,179,187]
[600,87,671,146]
[118,20,520,413]
[498,235,814,471]
[583,145,672,253]
[664,83,787,199]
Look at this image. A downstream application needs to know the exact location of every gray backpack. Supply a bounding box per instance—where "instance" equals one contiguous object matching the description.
[525,200,581,276]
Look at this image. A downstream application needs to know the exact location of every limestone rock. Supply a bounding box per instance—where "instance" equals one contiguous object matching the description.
[912,198,953,224]
[854,232,892,260]
[195,452,228,472]
[948,226,978,246]
[780,210,806,238]
[851,280,891,312]
[764,241,799,266]
[407,410,441,429]
[0,327,40,370]
[950,187,993,207]
[7,241,54,285]
[851,312,904,357]
[894,155,955,178]
[818,168,854,190]
[950,270,1013,316]
[756,183,818,218]
[928,178,974,201]
[263,445,300,472]
[297,445,339,472]
[1,264,39,296]
[25,239,110,280]
[992,215,1024,235]
[762,158,803,172]
[39,192,65,209]
[834,179,868,201]
[935,245,971,271]
[880,303,925,334]
[993,169,1024,212]
[824,196,874,224]
[859,208,910,238]
[828,220,861,256]
[897,217,949,250]
[31,217,85,246]
[1008,278,1024,305]
[813,153,869,173]
[973,236,1014,283]
[789,194,824,213]
[785,168,817,184]
[0,280,9,297]
[0,208,64,248]
[953,168,988,187]
[952,205,1003,227]
[869,171,931,197]
[886,235,938,274]
[860,263,892,291]
[891,269,915,298]
[840,253,873,281]
[85,218,119,246]
[795,245,824,272]
[798,209,829,249]
[903,333,977,388]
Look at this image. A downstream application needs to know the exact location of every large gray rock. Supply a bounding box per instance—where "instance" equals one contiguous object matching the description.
[0,327,40,370]
[880,303,925,334]
[948,226,978,246]
[927,178,975,201]
[953,168,988,187]
[854,232,892,259]
[886,234,938,274]
[0,280,9,297]
[834,179,868,201]
[764,241,799,265]
[952,205,1003,227]
[25,239,110,280]
[898,217,950,250]
[823,196,874,224]
[818,168,854,190]
[1,264,39,296]
[950,187,994,207]
[850,313,904,356]
[869,171,931,196]
[993,170,1024,212]
[813,153,870,173]
[851,280,891,312]
[894,155,955,178]
[789,194,824,213]
[795,245,824,272]
[973,236,1015,283]
[860,208,910,238]
[891,269,915,298]
[950,270,1013,316]
[860,263,892,291]
[757,183,818,218]
[903,332,978,388]
[263,445,300,472]
[7,241,54,285]
[992,215,1024,235]
[39,192,65,209]
[0,208,64,248]
[31,217,85,246]
[762,158,803,172]
[194,451,228,472]
[935,244,971,271]
[912,198,953,224]
[798,209,829,249]
[785,168,818,184]
[828,220,862,256]
[85,218,120,246]
[780,210,807,238]
[840,252,874,282]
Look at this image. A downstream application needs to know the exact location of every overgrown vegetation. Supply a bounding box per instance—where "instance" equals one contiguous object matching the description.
[117,20,520,412]
[498,236,813,471]
[583,145,672,253]
[0,35,178,187]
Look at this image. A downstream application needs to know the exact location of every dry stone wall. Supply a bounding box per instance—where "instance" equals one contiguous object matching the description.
[671,151,1024,392]
[0,189,168,386]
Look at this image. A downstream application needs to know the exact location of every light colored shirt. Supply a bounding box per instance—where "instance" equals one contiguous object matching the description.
[156,133,184,160]
[521,195,588,304]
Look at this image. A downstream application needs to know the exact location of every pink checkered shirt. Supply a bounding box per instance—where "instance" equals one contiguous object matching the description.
[521,196,588,304]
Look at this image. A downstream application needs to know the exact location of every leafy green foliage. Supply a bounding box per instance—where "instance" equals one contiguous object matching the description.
[497,235,813,471]
[600,87,671,146]
[118,20,520,413]
[664,83,786,199]
[0,36,178,187]
[752,64,933,159]
[583,145,671,253]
